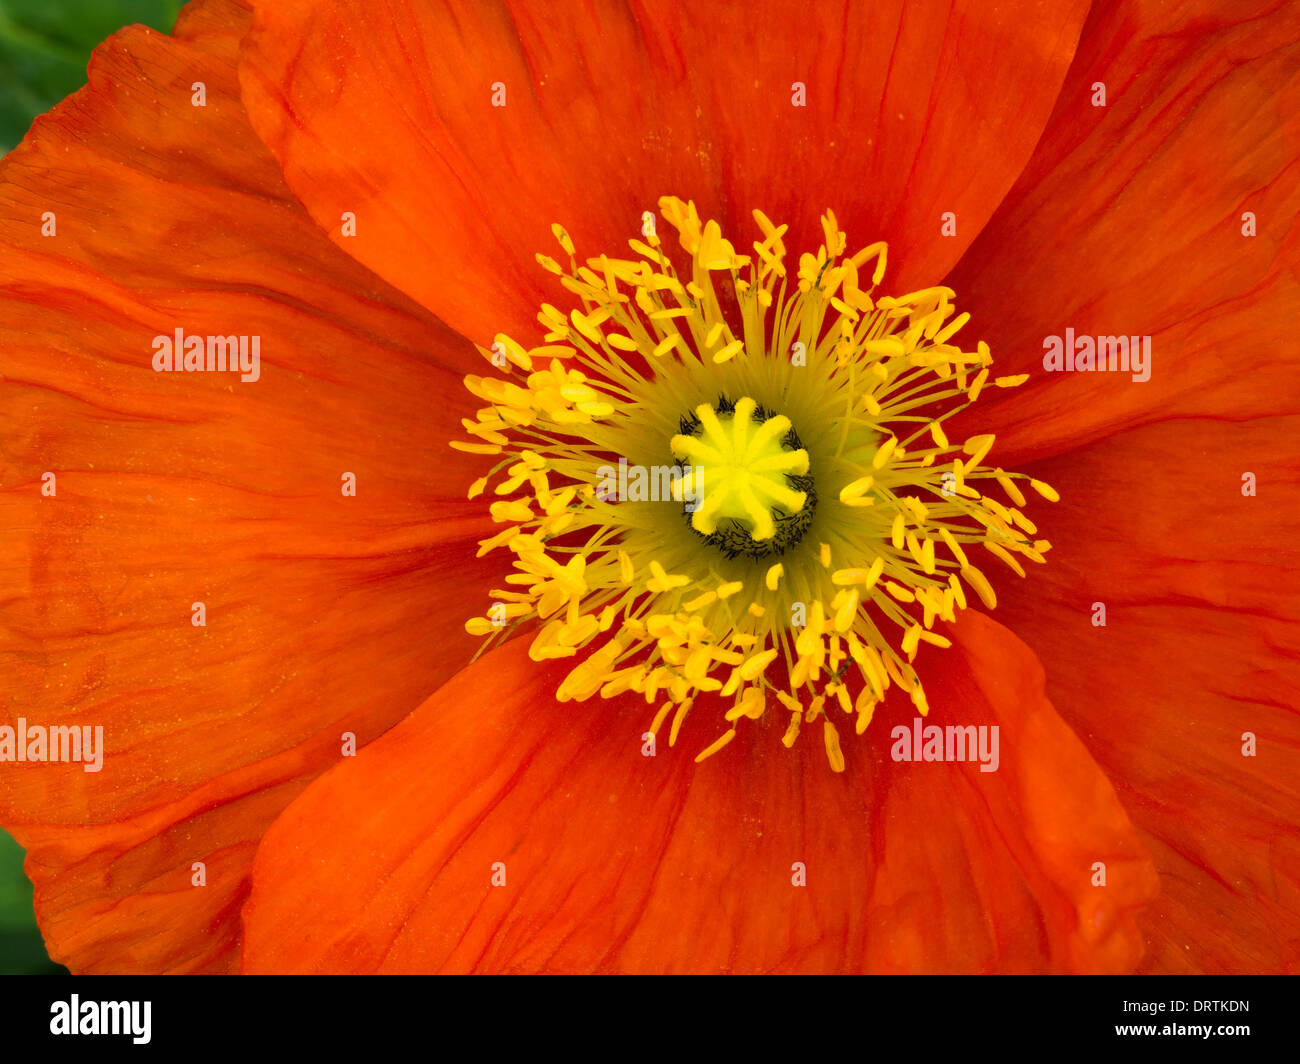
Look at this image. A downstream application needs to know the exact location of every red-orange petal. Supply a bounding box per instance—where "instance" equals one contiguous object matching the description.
[238,0,1088,344]
[946,0,1300,464]
[0,0,495,973]
[242,612,1156,974]
[994,415,1300,972]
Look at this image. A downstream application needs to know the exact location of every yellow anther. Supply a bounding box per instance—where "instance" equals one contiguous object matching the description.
[833,589,860,632]
[551,223,575,256]
[963,433,995,470]
[490,499,533,524]
[890,513,905,549]
[1029,478,1060,502]
[831,567,870,586]
[713,339,744,363]
[683,590,718,611]
[765,563,784,590]
[822,720,846,773]
[962,564,998,608]
[694,728,737,763]
[884,581,915,603]
[740,648,779,682]
[838,476,874,506]
[647,560,690,593]
[872,436,898,469]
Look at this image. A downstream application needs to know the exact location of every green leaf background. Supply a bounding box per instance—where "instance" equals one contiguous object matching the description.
[0,0,181,152]
[1,0,182,971]
[0,830,63,973]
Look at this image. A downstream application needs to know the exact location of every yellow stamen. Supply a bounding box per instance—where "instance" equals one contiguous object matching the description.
[456,195,1054,772]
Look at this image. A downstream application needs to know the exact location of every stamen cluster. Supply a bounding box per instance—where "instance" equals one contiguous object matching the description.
[456,197,1056,771]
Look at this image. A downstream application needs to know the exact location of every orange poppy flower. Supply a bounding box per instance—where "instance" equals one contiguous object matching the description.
[0,0,1296,975]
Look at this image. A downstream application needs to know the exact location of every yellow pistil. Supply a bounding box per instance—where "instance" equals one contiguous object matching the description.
[671,397,809,544]
[456,196,1056,773]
